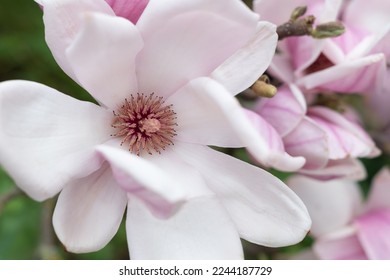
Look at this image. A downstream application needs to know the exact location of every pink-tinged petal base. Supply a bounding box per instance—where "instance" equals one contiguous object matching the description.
[355,209,390,259]
[105,0,148,24]
[96,145,187,218]
[174,142,311,247]
[0,80,111,201]
[126,197,243,260]
[53,164,127,253]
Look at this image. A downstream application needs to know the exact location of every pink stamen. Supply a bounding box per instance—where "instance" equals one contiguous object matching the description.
[111,93,177,155]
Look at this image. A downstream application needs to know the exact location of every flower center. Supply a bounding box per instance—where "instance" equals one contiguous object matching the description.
[111,93,177,155]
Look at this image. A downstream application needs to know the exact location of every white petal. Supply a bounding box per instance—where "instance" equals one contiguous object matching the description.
[298,54,386,93]
[96,145,188,218]
[0,81,111,201]
[53,164,127,253]
[210,22,277,95]
[135,0,258,98]
[366,168,390,211]
[174,142,311,247]
[244,109,305,172]
[169,77,301,170]
[40,0,114,81]
[287,175,362,237]
[67,12,143,109]
[127,197,243,260]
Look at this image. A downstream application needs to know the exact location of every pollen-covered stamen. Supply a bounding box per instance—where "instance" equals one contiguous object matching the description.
[111,93,177,155]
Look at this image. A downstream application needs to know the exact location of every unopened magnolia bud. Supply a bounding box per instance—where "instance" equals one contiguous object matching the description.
[251,80,277,98]
[311,21,345,39]
[291,6,307,21]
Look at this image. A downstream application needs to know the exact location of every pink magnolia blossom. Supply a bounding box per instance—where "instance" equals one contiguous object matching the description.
[346,0,390,151]
[249,84,378,179]
[288,168,390,259]
[0,0,311,259]
[254,0,387,94]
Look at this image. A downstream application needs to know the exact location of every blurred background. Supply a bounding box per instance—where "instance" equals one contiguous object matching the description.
[0,0,386,260]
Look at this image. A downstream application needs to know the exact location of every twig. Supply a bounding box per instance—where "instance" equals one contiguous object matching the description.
[0,188,23,213]
[276,6,345,40]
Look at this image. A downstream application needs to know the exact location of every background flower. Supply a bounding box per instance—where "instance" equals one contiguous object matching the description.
[0,0,310,259]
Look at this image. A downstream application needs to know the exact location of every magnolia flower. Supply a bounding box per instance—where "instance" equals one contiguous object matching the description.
[0,0,311,259]
[346,0,390,152]
[247,83,379,180]
[254,0,387,94]
[288,168,390,259]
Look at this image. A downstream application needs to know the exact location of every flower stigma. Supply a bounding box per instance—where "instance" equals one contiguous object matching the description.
[111,93,177,155]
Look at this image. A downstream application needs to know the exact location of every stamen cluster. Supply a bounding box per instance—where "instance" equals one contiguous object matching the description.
[111,93,177,155]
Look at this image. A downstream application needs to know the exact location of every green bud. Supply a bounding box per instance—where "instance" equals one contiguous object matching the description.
[311,21,345,39]
[290,6,307,21]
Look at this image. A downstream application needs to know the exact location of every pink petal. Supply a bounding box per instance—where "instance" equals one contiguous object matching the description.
[96,145,188,218]
[283,116,329,170]
[344,0,390,33]
[309,106,380,160]
[314,231,368,260]
[67,12,143,109]
[105,0,148,24]
[365,71,390,129]
[256,0,341,73]
[169,77,304,171]
[126,197,243,259]
[174,142,311,247]
[286,36,326,74]
[268,52,295,83]
[0,81,111,201]
[298,53,386,93]
[53,164,127,253]
[244,109,305,172]
[210,22,277,95]
[366,168,390,211]
[299,158,367,181]
[255,84,306,137]
[135,0,258,98]
[355,209,390,259]
[288,175,362,237]
[40,0,115,82]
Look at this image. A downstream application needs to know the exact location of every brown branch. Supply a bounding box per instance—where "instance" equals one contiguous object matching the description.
[277,15,315,40]
[276,5,345,40]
